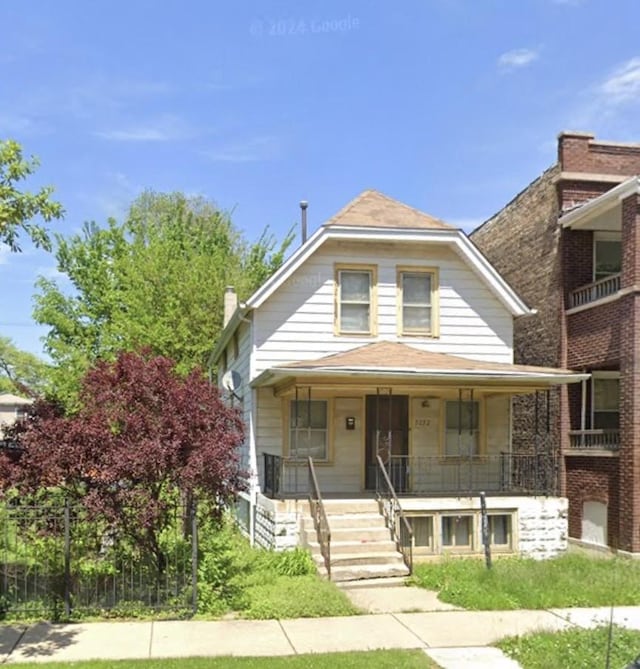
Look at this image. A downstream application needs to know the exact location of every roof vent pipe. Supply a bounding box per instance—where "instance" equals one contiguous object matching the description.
[300,200,308,244]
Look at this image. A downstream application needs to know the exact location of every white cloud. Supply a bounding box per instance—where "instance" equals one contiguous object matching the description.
[94,115,196,142]
[498,48,539,72]
[203,136,281,163]
[598,57,640,106]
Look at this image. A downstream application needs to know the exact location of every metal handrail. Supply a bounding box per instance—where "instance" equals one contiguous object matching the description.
[308,457,331,580]
[375,455,413,574]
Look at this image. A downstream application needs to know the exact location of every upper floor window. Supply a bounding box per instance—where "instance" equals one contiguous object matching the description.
[594,233,621,282]
[398,267,439,336]
[444,399,480,457]
[592,371,619,430]
[335,265,376,335]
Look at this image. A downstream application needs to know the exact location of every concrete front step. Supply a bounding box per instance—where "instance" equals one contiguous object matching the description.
[329,562,410,582]
[302,526,392,544]
[314,551,407,568]
[315,500,381,514]
[307,539,397,555]
[302,513,387,530]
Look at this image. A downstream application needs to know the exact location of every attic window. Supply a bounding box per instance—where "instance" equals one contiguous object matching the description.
[335,265,377,335]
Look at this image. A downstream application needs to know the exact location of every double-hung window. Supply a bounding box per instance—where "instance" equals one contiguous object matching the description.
[444,400,480,457]
[289,400,329,461]
[336,265,375,335]
[398,267,438,336]
[594,232,621,282]
[592,372,619,430]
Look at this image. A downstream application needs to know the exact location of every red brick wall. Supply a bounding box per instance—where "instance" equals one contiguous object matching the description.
[566,302,621,369]
[559,133,640,177]
[561,229,593,301]
[565,457,620,547]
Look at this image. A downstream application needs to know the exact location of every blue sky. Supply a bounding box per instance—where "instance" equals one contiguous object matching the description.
[2,0,640,357]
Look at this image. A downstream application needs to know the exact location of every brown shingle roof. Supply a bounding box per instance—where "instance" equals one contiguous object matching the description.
[323,190,454,231]
[278,342,576,377]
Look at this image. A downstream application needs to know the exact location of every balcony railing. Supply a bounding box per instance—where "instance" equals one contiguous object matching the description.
[568,429,620,452]
[263,453,308,498]
[570,274,621,308]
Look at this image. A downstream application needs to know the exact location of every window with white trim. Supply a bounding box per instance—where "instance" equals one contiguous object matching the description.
[399,269,436,335]
[488,514,512,548]
[407,515,434,553]
[289,400,328,461]
[444,400,480,457]
[592,372,619,430]
[336,267,374,334]
[442,515,473,548]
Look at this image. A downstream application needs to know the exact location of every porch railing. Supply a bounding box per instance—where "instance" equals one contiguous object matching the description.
[263,453,307,498]
[387,453,558,496]
[376,455,413,574]
[570,273,621,308]
[308,457,331,580]
[568,429,620,451]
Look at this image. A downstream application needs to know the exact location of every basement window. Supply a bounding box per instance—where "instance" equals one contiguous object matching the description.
[407,515,434,554]
[442,515,473,549]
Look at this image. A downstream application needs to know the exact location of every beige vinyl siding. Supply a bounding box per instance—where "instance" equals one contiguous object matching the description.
[252,240,513,376]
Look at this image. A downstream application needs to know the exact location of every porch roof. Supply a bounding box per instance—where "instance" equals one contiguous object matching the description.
[251,342,588,389]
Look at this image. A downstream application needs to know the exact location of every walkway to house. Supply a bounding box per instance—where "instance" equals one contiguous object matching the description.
[2,603,640,667]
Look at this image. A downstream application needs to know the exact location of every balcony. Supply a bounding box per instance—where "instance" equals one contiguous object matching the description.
[568,429,620,455]
[569,274,621,309]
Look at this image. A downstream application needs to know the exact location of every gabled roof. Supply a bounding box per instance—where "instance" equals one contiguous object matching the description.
[252,342,587,388]
[560,176,640,229]
[211,190,534,365]
[324,189,453,231]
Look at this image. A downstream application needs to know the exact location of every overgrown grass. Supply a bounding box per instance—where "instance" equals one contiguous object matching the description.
[410,553,640,609]
[196,521,359,619]
[4,650,438,669]
[498,625,640,669]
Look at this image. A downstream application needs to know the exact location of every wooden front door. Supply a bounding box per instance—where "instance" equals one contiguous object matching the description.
[365,394,409,491]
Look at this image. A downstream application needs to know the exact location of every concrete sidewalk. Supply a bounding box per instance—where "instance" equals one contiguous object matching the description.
[0,606,639,667]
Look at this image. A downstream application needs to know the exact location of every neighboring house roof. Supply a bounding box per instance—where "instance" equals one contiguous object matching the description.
[323,189,453,230]
[0,393,32,406]
[560,175,640,229]
[211,190,534,365]
[252,342,588,388]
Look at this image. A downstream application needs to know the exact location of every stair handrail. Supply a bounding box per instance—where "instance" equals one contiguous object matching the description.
[308,456,331,580]
[376,454,413,574]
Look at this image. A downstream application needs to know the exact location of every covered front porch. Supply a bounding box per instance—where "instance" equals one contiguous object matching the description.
[253,342,586,501]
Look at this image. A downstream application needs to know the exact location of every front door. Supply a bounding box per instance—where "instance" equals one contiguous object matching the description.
[365,394,409,491]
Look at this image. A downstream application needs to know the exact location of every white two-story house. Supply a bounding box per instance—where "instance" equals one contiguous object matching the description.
[211,190,585,580]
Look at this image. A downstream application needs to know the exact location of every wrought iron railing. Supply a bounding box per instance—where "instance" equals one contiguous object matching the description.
[569,429,620,451]
[262,453,307,498]
[570,274,621,308]
[376,455,413,574]
[387,453,558,496]
[308,457,331,580]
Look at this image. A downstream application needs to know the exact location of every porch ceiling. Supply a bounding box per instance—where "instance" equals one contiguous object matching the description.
[251,342,588,390]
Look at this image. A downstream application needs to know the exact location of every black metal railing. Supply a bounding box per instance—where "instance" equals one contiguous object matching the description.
[262,453,307,498]
[376,455,413,574]
[308,457,331,580]
[386,453,558,496]
[569,429,620,451]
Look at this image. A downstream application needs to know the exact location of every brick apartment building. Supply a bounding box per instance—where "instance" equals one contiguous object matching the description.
[472,131,640,555]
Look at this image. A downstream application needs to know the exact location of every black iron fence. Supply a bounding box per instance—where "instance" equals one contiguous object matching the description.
[0,499,197,619]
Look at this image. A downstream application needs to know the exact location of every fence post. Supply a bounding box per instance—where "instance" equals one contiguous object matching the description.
[63,499,71,617]
[480,491,492,570]
[191,499,198,614]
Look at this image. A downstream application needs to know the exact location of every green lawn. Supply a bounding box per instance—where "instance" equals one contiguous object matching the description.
[498,625,640,669]
[410,553,640,610]
[2,651,438,669]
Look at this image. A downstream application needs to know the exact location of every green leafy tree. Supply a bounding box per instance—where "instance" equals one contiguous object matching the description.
[0,140,64,251]
[0,336,50,397]
[34,191,293,407]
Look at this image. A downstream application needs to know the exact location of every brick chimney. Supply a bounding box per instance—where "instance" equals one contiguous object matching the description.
[223,286,238,327]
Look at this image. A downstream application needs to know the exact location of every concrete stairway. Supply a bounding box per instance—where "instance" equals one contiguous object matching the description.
[301,499,410,582]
